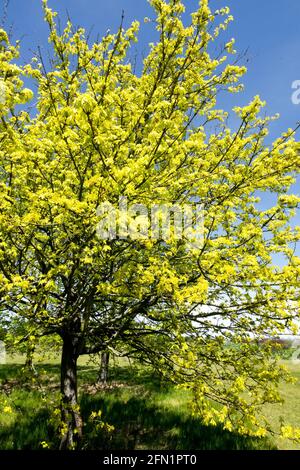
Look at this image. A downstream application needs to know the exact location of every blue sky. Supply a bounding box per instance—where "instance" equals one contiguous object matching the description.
[3,0,300,258]
[4,0,300,136]
[4,0,300,134]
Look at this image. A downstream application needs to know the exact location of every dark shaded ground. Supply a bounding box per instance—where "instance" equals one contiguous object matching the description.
[0,361,275,450]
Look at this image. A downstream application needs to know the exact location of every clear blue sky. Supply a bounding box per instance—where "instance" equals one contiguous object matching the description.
[3,0,300,258]
[4,0,300,135]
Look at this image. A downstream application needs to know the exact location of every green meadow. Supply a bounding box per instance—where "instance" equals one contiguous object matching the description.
[0,355,299,450]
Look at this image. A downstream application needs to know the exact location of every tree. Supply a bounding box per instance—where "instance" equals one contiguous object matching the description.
[97,351,110,385]
[0,0,300,449]
[3,315,61,374]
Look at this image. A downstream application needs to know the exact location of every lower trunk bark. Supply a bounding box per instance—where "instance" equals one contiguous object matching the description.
[98,351,110,385]
[59,336,83,450]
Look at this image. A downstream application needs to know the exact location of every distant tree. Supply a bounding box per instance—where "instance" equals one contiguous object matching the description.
[0,0,300,449]
[3,315,61,374]
[97,351,110,385]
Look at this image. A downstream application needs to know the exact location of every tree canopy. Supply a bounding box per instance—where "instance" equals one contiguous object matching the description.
[0,0,299,449]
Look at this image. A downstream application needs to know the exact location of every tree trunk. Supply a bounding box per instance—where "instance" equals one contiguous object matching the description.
[59,335,83,450]
[25,343,36,374]
[98,351,110,385]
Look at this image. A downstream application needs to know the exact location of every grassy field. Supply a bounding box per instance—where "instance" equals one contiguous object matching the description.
[0,355,299,450]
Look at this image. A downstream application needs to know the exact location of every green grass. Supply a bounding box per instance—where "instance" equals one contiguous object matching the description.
[262,361,300,450]
[0,355,299,450]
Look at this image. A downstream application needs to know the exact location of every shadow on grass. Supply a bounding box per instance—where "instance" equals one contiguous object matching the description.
[0,408,59,450]
[0,361,162,388]
[0,362,276,450]
[0,394,275,450]
[81,394,275,450]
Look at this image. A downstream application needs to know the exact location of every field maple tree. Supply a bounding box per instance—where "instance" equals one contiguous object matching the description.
[0,0,300,449]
